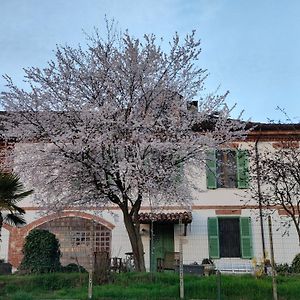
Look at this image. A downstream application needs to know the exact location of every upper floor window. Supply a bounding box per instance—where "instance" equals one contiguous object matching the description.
[206,149,249,189]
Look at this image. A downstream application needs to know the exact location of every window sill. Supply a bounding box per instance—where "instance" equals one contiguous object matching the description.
[207,187,249,190]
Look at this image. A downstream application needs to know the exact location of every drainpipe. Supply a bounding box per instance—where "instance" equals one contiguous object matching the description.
[255,135,267,272]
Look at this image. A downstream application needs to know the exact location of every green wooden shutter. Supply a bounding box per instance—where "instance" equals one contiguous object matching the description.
[206,150,217,189]
[237,150,249,189]
[107,174,114,185]
[240,217,253,259]
[208,218,220,258]
[175,160,184,183]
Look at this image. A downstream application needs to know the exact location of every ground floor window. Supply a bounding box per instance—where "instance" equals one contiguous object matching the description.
[207,217,252,259]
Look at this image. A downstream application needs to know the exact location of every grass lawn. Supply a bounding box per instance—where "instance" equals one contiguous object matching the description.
[0,272,300,300]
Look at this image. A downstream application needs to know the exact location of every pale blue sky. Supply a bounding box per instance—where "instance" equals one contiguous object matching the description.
[1,0,300,122]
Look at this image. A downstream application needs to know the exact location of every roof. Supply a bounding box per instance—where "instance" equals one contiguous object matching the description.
[138,211,192,224]
[191,115,300,141]
[246,122,300,131]
[1,110,300,142]
[245,122,300,141]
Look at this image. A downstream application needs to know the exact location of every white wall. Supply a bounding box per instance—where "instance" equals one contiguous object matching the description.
[3,139,299,270]
[0,228,9,261]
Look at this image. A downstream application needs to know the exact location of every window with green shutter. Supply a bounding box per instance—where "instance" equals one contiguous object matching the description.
[207,217,253,259]
[206,149,249,189]
[206,150,217,189]
[240,217,253,259]
[237,150,249,189]
[207,218,220,258]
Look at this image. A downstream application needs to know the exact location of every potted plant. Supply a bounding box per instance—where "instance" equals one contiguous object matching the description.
[201,258,215,276]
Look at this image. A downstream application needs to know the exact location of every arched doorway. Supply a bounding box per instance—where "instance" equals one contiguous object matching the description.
[36,217,112,269]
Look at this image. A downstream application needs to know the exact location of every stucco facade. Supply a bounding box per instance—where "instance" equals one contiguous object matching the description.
[1,123,300,272]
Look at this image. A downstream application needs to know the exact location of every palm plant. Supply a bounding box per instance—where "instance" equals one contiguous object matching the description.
[0,172,33,240]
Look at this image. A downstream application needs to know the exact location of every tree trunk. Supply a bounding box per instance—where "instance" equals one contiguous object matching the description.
[0,211,3,242]
[293,221,300,246]
[122,209,146,272]
[289,214,300,246]
[0,213,3,242]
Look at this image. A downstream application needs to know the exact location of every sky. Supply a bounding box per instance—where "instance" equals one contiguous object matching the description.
[1,0,300,123]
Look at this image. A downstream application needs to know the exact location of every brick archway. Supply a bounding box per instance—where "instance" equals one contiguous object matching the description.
[6,211,115,268]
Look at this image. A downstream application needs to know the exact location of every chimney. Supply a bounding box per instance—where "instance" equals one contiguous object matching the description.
[187,100,198,112]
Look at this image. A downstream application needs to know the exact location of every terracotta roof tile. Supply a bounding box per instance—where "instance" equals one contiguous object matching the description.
[138,211,192,224]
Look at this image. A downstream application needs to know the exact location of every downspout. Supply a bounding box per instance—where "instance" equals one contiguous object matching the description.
[254,134,267,271]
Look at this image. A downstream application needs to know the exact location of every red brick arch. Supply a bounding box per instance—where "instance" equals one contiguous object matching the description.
[6,210,115,268]
[2,223,12,231]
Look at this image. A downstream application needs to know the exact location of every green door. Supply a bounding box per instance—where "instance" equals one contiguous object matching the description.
[150,223,174,272]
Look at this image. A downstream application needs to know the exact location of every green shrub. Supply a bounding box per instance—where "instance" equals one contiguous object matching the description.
[275,263,292,275]
[61,263,87,273]
[19,229,61,273]
[291,253,300,273]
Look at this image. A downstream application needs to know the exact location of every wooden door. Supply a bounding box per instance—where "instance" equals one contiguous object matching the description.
[150,223,174,272]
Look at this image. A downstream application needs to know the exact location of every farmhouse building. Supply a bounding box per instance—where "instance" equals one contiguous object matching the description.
[1,122,300,272]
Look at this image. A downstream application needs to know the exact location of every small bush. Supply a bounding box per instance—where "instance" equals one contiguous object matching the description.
[19,229,61,273]
[291,253,300,273]
[275,263,292,275]
[61,263,87,273]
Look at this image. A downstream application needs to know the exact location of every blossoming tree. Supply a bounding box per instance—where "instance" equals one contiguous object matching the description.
[0,25,246,271]
[252,140,300,244]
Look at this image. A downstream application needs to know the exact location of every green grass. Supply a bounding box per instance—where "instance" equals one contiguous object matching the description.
[0,272,300,300]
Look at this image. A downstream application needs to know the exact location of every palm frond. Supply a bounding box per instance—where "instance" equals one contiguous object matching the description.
[0,173,23,195]
[0,171,33,227]
[9,204,26,214]
[4,213,26,227]
[13,189,34,198]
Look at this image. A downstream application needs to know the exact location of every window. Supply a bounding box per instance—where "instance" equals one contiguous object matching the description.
[218,218,241,257]
[216,150,237,188]
[207,217,253,259]
[206,149,249,189]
